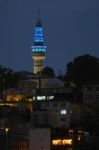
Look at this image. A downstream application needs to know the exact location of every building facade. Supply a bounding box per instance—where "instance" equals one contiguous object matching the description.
[32,100,71,129]
[29,128,51,150]
[83,83,99,105]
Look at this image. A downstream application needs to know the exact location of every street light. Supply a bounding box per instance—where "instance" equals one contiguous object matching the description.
[5,128,9,133]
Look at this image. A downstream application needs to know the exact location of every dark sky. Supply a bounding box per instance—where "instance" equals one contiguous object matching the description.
[0,0,99,75]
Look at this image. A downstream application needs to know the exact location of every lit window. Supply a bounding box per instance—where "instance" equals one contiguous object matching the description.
[47,96,54,100]
[60,109,67,115]
[37,96,46,100]
[33,97,36,101]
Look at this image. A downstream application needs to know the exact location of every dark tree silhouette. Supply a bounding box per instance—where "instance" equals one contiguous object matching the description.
[65,55,99,86]
[0,65,22,95]
[41,66,55,77]
[64,62,73,81]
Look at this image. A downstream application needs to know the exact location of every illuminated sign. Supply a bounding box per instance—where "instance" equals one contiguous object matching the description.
[52,139,72,146]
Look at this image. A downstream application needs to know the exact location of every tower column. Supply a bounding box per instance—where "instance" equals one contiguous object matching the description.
[31,12,47,74]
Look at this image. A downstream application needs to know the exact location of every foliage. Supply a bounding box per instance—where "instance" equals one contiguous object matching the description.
[64,62,73,81]
[0,65,22,95]
[65,55,99,86]
[41,66,55,77]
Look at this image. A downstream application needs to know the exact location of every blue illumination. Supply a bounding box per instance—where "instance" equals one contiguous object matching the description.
[34,27,44,43]
[32,46,46,52]
[35,27,43,36]
[32,21,46,53]
[34,37,43,42]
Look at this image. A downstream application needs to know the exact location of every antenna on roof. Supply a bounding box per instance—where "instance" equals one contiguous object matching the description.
[37,8,40,17]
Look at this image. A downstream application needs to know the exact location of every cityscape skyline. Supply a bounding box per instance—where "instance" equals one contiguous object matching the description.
[0,0,99,74]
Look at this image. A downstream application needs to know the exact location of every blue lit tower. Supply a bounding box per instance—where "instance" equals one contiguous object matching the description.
[31,11,47,74]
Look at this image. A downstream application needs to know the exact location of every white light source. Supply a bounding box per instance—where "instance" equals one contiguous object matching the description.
[60,109,67,115]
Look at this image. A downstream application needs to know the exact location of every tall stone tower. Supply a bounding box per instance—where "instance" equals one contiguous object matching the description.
[31,11,47,74]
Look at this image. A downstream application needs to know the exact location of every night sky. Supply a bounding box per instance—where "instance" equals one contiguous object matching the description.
[0,0,99,75]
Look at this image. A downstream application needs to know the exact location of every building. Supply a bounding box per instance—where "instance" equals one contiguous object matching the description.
[29,128,73,150]
[4,77,82,128]
[0,105,30,150]
[32,100,71,129]
[29,128,51,150]
[30,78,73,129]
[31,10,47,74]
[83,83,99,105]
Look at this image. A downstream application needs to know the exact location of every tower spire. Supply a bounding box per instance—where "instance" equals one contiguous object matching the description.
[37,9,40,18]
[36,9,42,27]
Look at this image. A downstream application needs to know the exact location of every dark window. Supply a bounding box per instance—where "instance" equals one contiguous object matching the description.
[53,102,57,107]
[45,103,49,107]
[61,103,66,107]
[43,114,48,125]
[95,87,99,91]
[61,117,66,122]
[87,87,92,91]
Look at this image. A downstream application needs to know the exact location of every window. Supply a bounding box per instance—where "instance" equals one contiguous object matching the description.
[61,117,66,122]
[87,87,92,91]
[47,96,54,100]
[60,109,67,115]
[43,114,48,125]
[95,94,99,100]
[88,94,92,100]
[84,94,92,100]
[37,96,46,100]
[95,87,99,91]
[61,103,66,107]
[53,102,57,107]
[45,103,49,107]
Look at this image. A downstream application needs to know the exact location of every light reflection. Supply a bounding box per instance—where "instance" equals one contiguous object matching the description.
[77,135,81,141]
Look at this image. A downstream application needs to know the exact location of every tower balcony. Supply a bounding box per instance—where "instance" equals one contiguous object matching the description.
[32,46,46,53]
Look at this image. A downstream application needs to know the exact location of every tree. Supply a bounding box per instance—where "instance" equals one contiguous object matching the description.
[41,66,55,77]
[64,55,99,86]
[64,62,73,81]
[0,65,22,96]
[72,55,99,86]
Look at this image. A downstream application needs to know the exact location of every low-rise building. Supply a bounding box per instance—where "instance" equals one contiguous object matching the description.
[32,100,71,128]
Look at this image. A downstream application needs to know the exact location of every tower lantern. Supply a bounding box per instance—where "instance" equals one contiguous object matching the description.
[31,11,47,74]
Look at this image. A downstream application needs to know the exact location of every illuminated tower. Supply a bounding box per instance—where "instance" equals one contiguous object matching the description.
[31,11,47,74]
